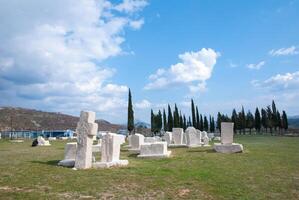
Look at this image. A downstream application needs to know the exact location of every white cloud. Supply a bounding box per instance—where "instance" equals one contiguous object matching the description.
[269,46,299,56]
[253,71,299,91]
[135,99,151,109]
[144,48,220,93]
[247,61,265,70]
[0,0,147,122]
[129,18,144,30]
[114,0,148,13]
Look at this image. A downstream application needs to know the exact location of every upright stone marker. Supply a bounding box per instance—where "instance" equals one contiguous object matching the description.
[128,133,144,153]
[214,122,243,153]
[163,132,173,145]
[93,132,128,168]
[185,127,201,147]
[58,142,77,167]
[74,111,98,169]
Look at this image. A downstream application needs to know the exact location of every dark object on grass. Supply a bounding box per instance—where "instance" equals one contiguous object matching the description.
[32,139,38,147]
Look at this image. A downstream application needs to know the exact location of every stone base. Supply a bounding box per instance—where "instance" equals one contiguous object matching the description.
[58,159,75,167]
[202,144,211,147]
[128,149,140,154]
[168,144,187,148]
[92,160,129,168]
[213,143,243,153]
[137,151,171,158]
[38,144,51,146]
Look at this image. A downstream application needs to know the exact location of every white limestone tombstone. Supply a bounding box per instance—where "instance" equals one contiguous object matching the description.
[214,122,243,153]
[170,128,187,147]
[74,111,98,169]
[128,133,144,153]
[48,137,56,141]
[201,131,210,147]
[93,132,128,168]
[138,142,171,158]
[185,127,201,147]
[144,137,161,143]
[163,132,173,145]
[196,130,202,144]
[58,142,77,167]
[37,136,51,146]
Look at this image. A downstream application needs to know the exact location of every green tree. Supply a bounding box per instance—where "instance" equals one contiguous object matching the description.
[179,111,183,128]
[163,109,167,131]
[191,99,196,127]
[217,112,222,132]
[167,104,173,131]
[188,116,192,127]
[151,109,154,133]
[210,116,215,132]
[241,106,246,134]
[231,109,238,133]
[127,89,134,134]
[266,106,273,135]
[254,107,261,133]
[272,100,278,131]
[276,111,282,135]
[246,111,254,134]
[282,110,288,131]
[173,104,179,128]
[200,114,204,131]
[261,108,267,133]
[196,106,200,129]
[203,116,209,131]
[183,115,187,130]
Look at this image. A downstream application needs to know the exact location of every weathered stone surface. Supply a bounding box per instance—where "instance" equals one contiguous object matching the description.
[201,131,210,146]
[221,122,234,144]
[214,136,221,141]
[214,143,243,153]
[58,142,77,167]
[144,136,162,143]
[138,142,171,158]
[128,133,144,153]
[172,128,184,145]
[185,127,201,147]
[163,132,172,145]
[48,137,56,141]
[93,132,128,168]
[37,136,51,146]
[74,111,98,169]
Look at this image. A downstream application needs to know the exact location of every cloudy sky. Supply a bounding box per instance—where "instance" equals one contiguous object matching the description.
[0,0,298,123]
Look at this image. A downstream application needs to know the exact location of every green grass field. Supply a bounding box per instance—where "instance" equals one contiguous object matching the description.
[0,136,298,200]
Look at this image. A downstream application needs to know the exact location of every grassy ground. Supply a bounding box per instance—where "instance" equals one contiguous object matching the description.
[0,135,298,200]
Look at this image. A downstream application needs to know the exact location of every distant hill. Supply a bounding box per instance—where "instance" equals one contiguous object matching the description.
[0,107,125,132]
[289,116,299,128]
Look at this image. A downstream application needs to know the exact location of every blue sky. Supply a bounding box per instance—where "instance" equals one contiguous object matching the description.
[0,0,298,123]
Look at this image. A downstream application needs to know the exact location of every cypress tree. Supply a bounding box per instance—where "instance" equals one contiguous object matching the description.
[203,116,209,131]
[151,109,154,133]
[183,115,187,130]
[163,109,167,131]
[127,89,134,134]
[200,114,204,131]
[196,106,200,129]
[282,111,288,131]
[241,106,246,134]
[217,112,222,132]
[157,110,162,133]
[167,104,173,131]
[261,108,267,133]
[173,104,179,128]
[254,107,261,133]
[246,111,254,134]
[272,100,278,131]
[266,106,273,134]
[211,117,215,132]
[231,109,238,133]
[188,116,192,127]
[179,111,183,128]
[276,111,281,135]
[191,99,196,127]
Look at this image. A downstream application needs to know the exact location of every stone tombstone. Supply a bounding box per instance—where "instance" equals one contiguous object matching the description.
[185,127,201,147]
[144,136,161,143]
[93,132,128,168]
[163,132,172,145]
[74,111,98,169]
[37,136,51,146]
[196,130,202,143]
[58,142,77,167]
[128,133,144,153]
[221,122,234,144]
[172,128,184,145]
[138,142,171,158]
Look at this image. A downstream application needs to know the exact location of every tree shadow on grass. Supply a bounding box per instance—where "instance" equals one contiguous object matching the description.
[30,160,60,166]
[187,149,216,153]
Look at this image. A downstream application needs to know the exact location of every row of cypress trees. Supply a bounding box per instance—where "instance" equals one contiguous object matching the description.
[151,100,216,134]
[217,100,288,135]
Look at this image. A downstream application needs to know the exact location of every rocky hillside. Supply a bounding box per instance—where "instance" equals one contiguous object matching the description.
[0,107,125,132]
